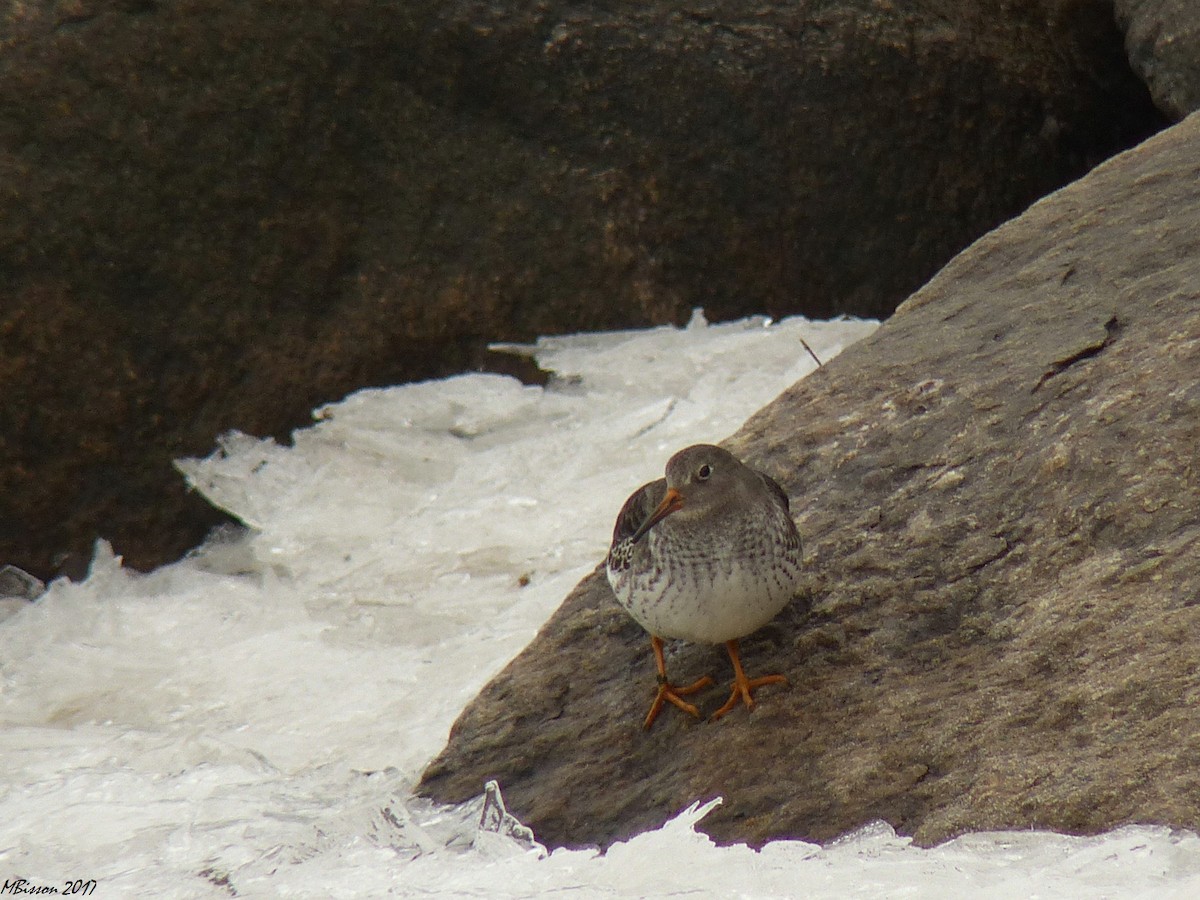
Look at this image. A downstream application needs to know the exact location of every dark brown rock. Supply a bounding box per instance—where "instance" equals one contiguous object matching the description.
[418,111,1200,849]
[0,1,1164,578]
[1116,0,1200,119]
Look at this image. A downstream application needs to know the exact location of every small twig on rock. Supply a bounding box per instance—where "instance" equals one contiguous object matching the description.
[800,336,824,368]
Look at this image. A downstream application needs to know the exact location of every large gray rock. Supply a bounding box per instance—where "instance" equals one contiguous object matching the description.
[1117,0,1200,118]
[0,0,1163,579]
[418,111,1200,849]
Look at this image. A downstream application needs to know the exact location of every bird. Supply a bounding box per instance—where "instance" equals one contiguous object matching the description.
[606,444,803,729]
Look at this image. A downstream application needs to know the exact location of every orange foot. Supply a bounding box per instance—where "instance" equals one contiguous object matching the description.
[710,639,787,721]
[643,635,715,730]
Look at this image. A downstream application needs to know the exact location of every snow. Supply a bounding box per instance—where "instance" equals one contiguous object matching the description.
[2,310,1198,897]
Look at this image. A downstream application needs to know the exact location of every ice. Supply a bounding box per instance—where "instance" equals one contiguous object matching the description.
[474,780,546,859]
[0,564,44,602]
[2,310,1198,897]
[0,565,44,625]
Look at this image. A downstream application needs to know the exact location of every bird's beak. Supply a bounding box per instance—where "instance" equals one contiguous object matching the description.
[630,488,683,543]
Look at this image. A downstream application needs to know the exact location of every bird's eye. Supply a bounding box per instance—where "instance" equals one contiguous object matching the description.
[697,464,712,482]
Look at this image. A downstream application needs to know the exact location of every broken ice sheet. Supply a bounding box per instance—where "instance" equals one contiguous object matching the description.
[473,780,547,859]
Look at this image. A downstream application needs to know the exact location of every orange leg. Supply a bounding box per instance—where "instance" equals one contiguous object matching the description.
[642,635,715,730]
[711,639,787,721]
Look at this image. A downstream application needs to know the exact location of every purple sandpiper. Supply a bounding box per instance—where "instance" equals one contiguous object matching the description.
[606,444,803,729]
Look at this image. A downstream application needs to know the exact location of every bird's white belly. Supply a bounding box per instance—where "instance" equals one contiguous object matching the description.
[608,531,801,644]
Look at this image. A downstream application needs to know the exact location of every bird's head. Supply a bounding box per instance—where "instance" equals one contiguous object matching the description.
[630,444,748,542]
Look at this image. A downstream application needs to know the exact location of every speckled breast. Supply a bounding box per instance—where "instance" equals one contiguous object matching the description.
[606,503,802,644]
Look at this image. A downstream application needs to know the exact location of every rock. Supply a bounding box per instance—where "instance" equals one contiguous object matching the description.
[418,111,1200,849]
[1116,0,1200,119]
[0,0,1164,578]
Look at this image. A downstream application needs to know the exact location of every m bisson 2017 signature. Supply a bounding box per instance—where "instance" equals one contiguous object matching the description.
[1,878,97,896]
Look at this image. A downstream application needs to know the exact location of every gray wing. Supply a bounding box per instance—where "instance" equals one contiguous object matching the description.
[756,468,802,558]
[755,469,792,514]
[610,477,667,546]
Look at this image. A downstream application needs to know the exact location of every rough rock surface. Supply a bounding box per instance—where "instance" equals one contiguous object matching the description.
[419,112,1200,849]
[0,0,1164,578]
[1117,0,1200,119]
